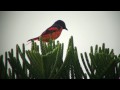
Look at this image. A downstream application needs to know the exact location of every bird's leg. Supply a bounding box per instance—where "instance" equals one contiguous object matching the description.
[50,33,52,42]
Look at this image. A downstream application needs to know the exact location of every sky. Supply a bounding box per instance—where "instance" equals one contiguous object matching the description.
[0,11,120,60]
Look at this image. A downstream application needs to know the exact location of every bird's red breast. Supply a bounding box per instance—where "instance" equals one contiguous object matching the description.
[41,27,63,42]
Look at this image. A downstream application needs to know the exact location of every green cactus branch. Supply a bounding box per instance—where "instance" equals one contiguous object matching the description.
[0,36,120,79]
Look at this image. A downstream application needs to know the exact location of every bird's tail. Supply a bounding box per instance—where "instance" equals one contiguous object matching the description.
[27,36,39,42]
[26,36,39,45]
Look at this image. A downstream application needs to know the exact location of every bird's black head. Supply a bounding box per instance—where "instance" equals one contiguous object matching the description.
[53,20,68,30]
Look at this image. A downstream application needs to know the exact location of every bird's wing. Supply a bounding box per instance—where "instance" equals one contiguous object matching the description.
[41,26,60,35]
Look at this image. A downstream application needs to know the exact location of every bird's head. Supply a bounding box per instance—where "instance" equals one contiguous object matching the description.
[53,20,68,30]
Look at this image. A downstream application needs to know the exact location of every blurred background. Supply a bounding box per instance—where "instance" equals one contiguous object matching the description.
[0,11,120,60]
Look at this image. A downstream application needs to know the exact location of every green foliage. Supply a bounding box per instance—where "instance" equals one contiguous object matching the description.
[81,44,120,79]
[0,36,120,79]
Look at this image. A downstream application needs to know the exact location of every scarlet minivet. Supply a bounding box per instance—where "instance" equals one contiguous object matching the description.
[28,20,68,42]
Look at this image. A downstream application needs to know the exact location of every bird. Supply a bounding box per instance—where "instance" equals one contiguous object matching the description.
[27,20,68,42]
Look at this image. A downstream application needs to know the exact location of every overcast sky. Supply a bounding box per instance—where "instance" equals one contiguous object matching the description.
[0,11,120,59]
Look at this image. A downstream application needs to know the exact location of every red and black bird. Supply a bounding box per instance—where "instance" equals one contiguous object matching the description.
[28,20,68,42]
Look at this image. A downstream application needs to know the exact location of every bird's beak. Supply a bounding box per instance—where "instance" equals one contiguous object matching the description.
[65,28,68,30]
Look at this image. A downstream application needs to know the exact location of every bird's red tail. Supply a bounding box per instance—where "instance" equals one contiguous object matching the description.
[27,37,39,42]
